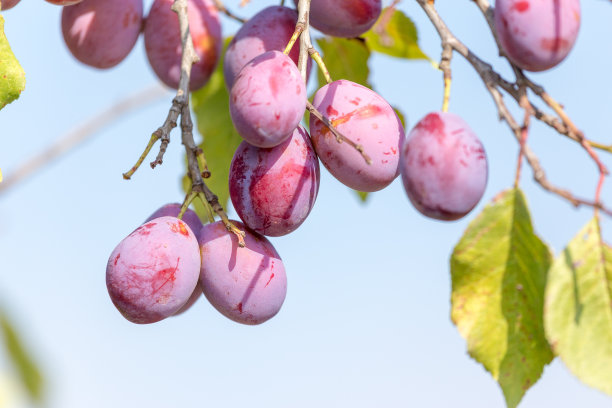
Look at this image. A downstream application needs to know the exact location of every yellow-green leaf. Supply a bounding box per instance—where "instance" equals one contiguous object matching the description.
[362,7,429,61]
[188,38,242,218]
[0,312,43,402]
[451,189,553,408]
[0,15,26,110]
[544,217,612,396]
[316,37,371,89]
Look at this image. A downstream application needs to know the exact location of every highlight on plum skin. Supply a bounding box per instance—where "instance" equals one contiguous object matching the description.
[198,221,287,326]
[494,0,581,72]
[144,0,222,90]
[400,112,488,221]
[106,216,201,324]
[61,0,143,69]
[294,0,381,38]
[229,50,307,148]
[310,79,405,192]
[223,6,311,90]
[1,0,20,10]
[229,126,320,237]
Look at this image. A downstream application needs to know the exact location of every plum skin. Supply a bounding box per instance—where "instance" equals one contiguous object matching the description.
[106,216,201,324]
[1,0,20,10]
[230,50,306,148]
[494,0,581,71]
[223,6,311,90]
[144,0,222,90]
[400,112,488,221]
[229,126,320,237]
[310,79,404,192]
[198,221,287,325]
[294,0,381,38]
[61,0,143,69]
[145,203,204,238]
[145,203,204,315]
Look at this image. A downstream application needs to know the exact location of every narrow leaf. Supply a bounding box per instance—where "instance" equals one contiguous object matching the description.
[544,217,612,396]
[362,7,429,61]
[0,312,43,402]
[451,189,553,408]
[0,15,26,110]
[189,38,242,218]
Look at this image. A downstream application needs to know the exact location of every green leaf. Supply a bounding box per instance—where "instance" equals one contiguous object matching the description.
[544,217,612,396]
[0,15,26,110]
[316,37,371,89]
[451,189,553,408]
[0,311,43,402]
[362,7,429,61]
[188,38,242,218]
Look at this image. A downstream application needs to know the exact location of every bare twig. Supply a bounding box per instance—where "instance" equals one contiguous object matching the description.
[212,0,247,23]
[125,0,245,244]
[416,0,612,216]
[0,85,168,195]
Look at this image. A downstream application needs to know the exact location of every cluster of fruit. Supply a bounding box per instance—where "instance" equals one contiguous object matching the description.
[11,0,573,324]
[1,0,223,89]
[106,203,286,325]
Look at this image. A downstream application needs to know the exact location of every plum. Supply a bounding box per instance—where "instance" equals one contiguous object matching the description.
[229,126,320,237]
[494,0,580,71]
[229,50,306,148]
[294,0,381,38]
[199,221,287,325]
[1,0,20,10]
[400,112,488,221]
[223,6,311,90]
[106,216,201,324]
[310,79,404,192]
[61,0,143,69]
[144,0,222,90]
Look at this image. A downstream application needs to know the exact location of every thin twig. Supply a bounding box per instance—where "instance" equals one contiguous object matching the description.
[212,0,247,23]
[0,85,168,195]
[125,0,245,244]
[306,101,372,165]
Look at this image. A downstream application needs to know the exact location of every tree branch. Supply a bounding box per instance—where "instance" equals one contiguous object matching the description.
[0,85,168,195]
[416,0,611,216]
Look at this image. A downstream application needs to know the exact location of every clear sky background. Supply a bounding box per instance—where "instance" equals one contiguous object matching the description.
[0,0,611,407]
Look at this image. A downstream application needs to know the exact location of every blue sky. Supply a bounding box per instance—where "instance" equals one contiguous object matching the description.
[0,0,611,407]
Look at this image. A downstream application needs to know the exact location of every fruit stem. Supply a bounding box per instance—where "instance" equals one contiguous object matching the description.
[197,192,246,247]
[284,23,304,56]
[305,101,372,165]
[309,49,332,84]
[179,190,198,220]
[123,133,160,180]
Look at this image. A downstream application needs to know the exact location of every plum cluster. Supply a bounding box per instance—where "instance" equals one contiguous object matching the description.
[98,0,585,325]
[107,203,286,325]
[8,0,223,89]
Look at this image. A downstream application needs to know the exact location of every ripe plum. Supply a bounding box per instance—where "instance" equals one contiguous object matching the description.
[61,0,143,69]
[229,50,306,148]
[310,79,404,192]
[106,217,201,324]
[400,112,488,221]
[229,126,320,237]
[199,221,287,325]
[494,0,580,71]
